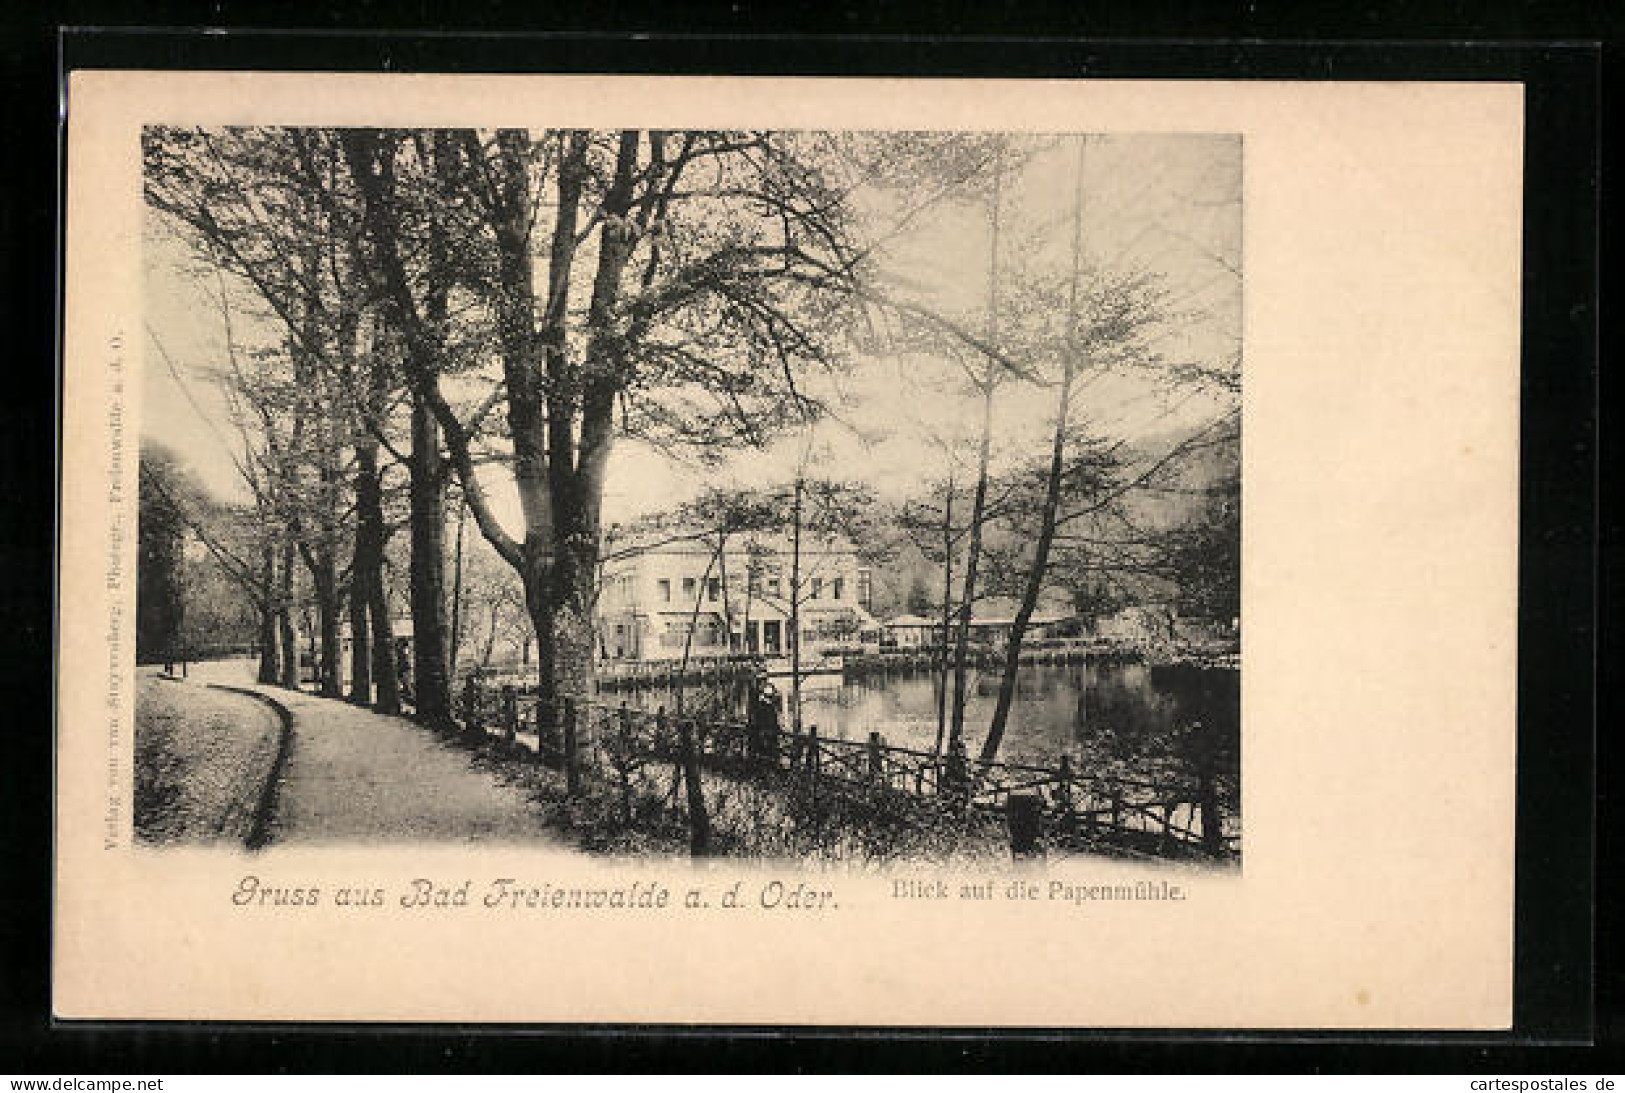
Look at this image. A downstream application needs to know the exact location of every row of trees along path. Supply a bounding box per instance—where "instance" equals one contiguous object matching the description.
[144,128,1237,790]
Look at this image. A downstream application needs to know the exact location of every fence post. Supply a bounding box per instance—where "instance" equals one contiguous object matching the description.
[805,724,821,844]
[1198,766,1225,859]
[1006,793,1045,860]
[501,685,518,746]
[944,735,969,808]
[1055,754,1076,840]
[868,731,884,784]
[677,715,711,856]
[563,698,582,796]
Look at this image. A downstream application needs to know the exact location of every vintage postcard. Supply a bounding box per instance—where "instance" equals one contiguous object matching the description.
[57,72,1521,1026]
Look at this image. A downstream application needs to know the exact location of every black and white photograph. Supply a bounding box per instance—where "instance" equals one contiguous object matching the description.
[134,125,1242,863]
[51,63,1534,1029]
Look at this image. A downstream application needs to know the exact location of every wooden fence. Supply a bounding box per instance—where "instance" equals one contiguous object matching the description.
[456,676,1238,861]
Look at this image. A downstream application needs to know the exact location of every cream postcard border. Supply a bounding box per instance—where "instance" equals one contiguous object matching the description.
[57,72,1522,1027]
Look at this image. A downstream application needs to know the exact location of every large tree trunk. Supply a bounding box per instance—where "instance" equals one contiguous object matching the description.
[520,131,638,764]
[367,551,398,714]
[341,127,631,773]
[277,541,299,690]
[278,608,298,689]
[352,441,399,712]
[449,496,466,675]
[525,519,600,754]
[257,604,280,685]
[409,393,455,731]
[347,573,371,705]
[256,543,280,684]
[308,550,343,698]
[361,257,401,715]
[303,609,318,682]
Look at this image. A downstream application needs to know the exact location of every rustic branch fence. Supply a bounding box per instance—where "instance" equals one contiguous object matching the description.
[455,675,1238,861]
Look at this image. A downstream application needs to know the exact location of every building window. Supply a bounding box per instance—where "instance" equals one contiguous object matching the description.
[811,577,823,600]
[682,577,696,599]
[857,569,871,607]
[707,577,720,602]
[658,579,671,602]
[833,577,844,601]
[767,577,781,598]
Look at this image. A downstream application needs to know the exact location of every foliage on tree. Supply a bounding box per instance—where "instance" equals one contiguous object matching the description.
[1164,470,1240,625]
[334,127,954,768]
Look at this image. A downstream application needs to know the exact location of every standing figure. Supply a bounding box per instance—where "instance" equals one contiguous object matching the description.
[748,666,781,765]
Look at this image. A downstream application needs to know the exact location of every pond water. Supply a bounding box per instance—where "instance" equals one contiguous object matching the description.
[632,659,1239,770]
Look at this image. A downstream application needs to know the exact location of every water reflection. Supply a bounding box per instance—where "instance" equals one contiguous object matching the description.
[630,660,1239,768]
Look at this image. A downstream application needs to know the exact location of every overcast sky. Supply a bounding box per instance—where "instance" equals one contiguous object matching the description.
[142,130,1240,533]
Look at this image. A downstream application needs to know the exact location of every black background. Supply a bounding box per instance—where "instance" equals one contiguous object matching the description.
[1,3,1611,1074]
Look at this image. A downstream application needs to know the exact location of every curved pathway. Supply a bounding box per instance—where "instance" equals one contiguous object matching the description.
[191,659,569,846]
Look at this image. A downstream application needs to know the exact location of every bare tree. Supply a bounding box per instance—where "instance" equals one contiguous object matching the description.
[144,129,399,704]
[145,127,450,714]
[341,128,881,771]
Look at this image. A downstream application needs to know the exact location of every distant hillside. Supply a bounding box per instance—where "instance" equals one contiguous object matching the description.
[1115,419,1240,534]
[865,416,1239,623]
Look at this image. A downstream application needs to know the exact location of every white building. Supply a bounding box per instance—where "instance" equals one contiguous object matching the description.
[596,532,880,662]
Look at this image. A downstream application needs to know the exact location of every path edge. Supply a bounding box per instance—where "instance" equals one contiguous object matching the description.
[208,684,295,853]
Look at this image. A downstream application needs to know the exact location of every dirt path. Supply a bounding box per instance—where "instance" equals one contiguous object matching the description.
[193,659,570,846]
